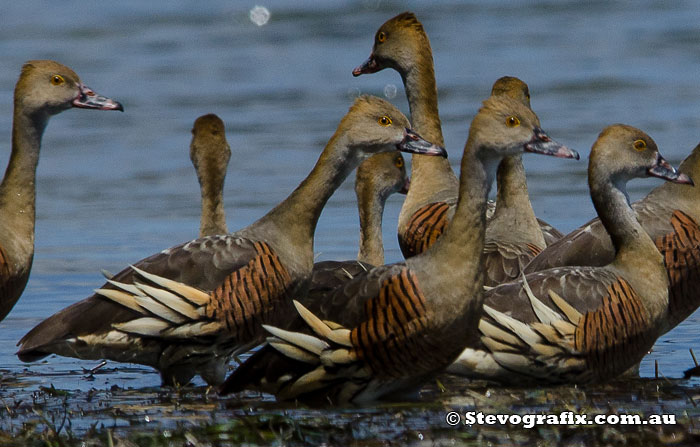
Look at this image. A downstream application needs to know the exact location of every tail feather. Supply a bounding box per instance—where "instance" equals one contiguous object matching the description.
[94,288,146,315]
[479,274,586,382]
[263,324,329,355]
[94,266,217,340]
[130,265,210,306]
[293,300,352,347]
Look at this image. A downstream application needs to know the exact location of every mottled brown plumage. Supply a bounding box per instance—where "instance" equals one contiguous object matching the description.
[448,124,693,384]
[398,201,450,257]
[190,113,231,237]
[354,14,562,262]
[221,95,577,403]
[0,60,122,322]
[17,95,442,386]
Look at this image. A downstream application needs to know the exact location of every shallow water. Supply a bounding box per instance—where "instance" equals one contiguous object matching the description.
[0,0,699,442]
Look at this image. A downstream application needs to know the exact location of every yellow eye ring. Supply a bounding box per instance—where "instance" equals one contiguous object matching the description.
[394,156,404,168]
[506,116,520,128]
[377,31,387,43]
[633,139,647,151]
[378,115,392,126]
[51,75,65,86]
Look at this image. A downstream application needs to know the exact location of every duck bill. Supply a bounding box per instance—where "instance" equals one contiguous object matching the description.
[524,127,579,159]
[72,83,124,111]
[352,55,380,76]
[648,154,694,185]
[398,128,447,158]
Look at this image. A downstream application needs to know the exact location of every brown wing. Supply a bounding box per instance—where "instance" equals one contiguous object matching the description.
[524,200,677,273]
[398,202,450,258]
[482,239,542,287]
[304,260,373,303]
[537,218,564,246]
[523,217,613,273]
[655,210,700,334]
[484,266,620,326]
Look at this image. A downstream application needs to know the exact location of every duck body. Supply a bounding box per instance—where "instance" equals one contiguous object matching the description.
[221,95,578,403]
[449,125,693,384]
[17,96,443,386]
[0,60,122,322]
[524,143,700,335]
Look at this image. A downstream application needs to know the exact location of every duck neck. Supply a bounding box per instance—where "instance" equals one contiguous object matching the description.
[355,179,387,266]
[590,174,655,260]
[254,132,362,262]
[427,141,496,275]
[0,107,48,236]
[198,179,228,237]
[398,46,457,226]
[401,49,444,148]
[491,155,545,247]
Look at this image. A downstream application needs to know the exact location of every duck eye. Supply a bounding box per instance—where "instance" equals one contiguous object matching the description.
[395,156,404,168]
[378,115,392,126]
[51,75,65,86]
[505,116,520,128]
[633,139,647,151]
[377,31,387,43]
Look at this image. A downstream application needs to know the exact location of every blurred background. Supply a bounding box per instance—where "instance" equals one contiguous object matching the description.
[0,0,699,389]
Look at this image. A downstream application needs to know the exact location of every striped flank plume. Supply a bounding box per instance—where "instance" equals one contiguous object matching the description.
[399,201,450,258]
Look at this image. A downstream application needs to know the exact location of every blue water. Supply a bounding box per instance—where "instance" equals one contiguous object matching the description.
[0,0,698,394]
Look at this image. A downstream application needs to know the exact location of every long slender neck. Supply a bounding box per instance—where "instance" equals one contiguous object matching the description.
[429,143,495,265]
[198,179,228,237]
[491,155,545,247]
[355,180,387,266]
[402,50,443,148]
[589,173,659,262]
[398,45,457,220]
[412,140,497,337]
[495,156,530,208]
[253,132,361,260]
[0,107,47,238]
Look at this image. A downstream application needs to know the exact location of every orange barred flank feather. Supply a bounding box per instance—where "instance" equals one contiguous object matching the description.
[655,210,700,331]
[206,241,292,339]
[350,269,439,378]
[526,243,542,257]
[574,278,652,380]
[399,202,450,258]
